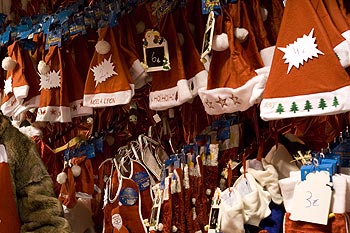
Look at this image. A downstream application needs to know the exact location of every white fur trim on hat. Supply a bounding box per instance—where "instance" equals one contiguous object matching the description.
[18,125,42,138]
[13,94,40,118]
[264,144,300,180]
[342,30,350,42]
[2,56,17,71]
[1,95,23,117]
[13,85,30,100]
[260,85,350,121]
[220,188,245,233]
[83,84,135,108]
[95,39,111,55]
[0,145,8,163]
[236,173,271,226]
[149,79,193,111]
[36,105,72,123]
[198,73,268,115]
[188,70,208,96]
[212,33,229,52]
[70,99,93,118]
[234,28,249,43]
[334,39,350,68]
[340,174,350,212]
[38,60,50,75]
[260,46,276,67]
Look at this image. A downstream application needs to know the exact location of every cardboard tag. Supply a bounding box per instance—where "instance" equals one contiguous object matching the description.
[149,184,163,231]
[201,11,215,62]
[142,30,170,72]
[153,114,161,123]
[290,171,332,225]
[234,177,252,197]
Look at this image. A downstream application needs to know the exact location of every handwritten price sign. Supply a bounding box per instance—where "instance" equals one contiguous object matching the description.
[289,171,332,225]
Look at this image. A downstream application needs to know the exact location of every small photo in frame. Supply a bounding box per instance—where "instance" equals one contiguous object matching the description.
[201,11,215,63]
[142,30,171,72]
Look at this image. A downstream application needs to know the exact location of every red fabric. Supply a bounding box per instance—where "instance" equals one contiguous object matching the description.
[284,212,349,233]
[171,168,186,232]
[0,160,21,233]
[58,166,77,208]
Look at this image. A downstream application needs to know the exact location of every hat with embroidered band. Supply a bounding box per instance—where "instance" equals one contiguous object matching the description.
[83,26,135,108]
[260,0,350,121]
[198,11,268,115]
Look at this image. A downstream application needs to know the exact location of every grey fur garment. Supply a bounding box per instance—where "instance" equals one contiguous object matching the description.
[0,115,72,233]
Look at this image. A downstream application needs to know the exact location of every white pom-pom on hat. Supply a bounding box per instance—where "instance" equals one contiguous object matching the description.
[192,198,196,205]
[2,57,17,71]
[136,21,145,34]
[158,223,164,231]
[95,39,111,55]
[260,7,268,21]
[56,172,68,184]
[177,33,184,46]
[37,60,50,75]
[206,188,212,196]
[212,33,229,51]
[71,165,81,177]
[172,225,178,232]
[234,28,249,43]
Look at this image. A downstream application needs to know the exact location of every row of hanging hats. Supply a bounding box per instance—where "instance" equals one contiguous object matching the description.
[1,0,350,123]
[0,0,208,123]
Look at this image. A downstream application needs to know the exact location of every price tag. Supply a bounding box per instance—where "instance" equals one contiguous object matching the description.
[143,30,170,72]
[153,114,161,123]
[290,171,332,225]
[200,11,215,62]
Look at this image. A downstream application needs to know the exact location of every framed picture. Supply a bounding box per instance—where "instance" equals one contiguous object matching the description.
[200,11,215,63]
[143,30,171,72]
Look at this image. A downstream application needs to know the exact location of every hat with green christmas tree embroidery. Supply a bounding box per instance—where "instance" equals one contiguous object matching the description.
[260,0,350,121]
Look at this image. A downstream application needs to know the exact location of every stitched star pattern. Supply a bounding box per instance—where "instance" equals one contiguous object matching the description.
[205,99,214,109]
[216,96,228,108]
[230,94,241,105]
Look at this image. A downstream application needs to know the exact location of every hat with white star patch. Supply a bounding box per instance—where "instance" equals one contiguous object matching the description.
[1,41,41,118]
[260,0,350,121]
[83,26,135,108]
[36,45,72,122]
[198,12,268,115]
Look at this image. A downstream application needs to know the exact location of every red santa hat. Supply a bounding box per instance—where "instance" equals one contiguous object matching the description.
[61,48,92,118]
[260,0,350,121]
[118,14,149,90]
[198,11,268,115]
[139,4,192,111]
[83,26,134,108]
[310,0,350,68]
[12,49,41,119]
[1,41,27,116]
[173,7,208,97]
[323,0,350,44]
[36,45,72,122]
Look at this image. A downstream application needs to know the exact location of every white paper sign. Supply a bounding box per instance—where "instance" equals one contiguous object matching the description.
[289,171,332,225]
[4,76,12,95]
[91,55,118,87]
[278,28,324,74]
[39,70,61,90]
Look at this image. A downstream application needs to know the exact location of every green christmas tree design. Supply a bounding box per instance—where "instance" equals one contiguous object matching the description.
[304,100,313,112]
[332,96,339,107]
[276,103,285,114]
[290,102,299,113]
[318,98,327,110]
